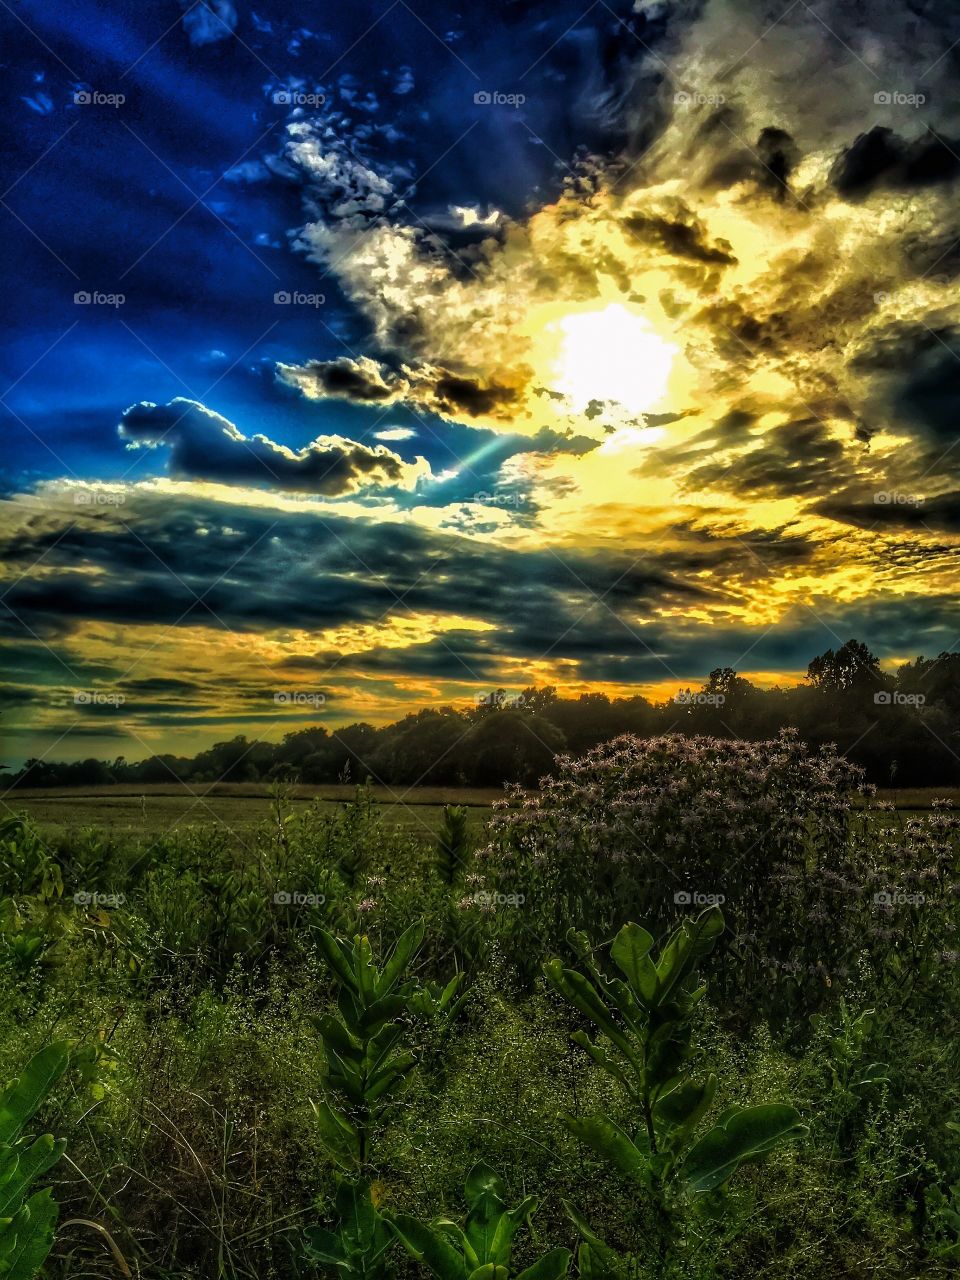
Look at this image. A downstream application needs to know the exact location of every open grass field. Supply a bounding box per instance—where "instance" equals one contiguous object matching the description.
[0,781,506,839]
[2,781,957,842]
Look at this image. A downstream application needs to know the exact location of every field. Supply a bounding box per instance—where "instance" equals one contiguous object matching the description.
[4,780,957,842]
[3,735,960,1280]
[2,782,504,838]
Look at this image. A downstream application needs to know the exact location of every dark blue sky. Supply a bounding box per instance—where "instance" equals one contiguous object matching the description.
[2,0,662,488]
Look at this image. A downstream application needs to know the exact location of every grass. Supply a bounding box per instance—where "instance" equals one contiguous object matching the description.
[1,782,505,839]
[2,781,952,843]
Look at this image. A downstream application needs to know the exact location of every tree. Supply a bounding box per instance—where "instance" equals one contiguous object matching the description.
[807,640,882,693]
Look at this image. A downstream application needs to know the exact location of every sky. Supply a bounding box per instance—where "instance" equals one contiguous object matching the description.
[2,0,960,764]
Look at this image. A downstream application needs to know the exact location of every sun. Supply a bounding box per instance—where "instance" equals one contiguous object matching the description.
[548,303,677,415]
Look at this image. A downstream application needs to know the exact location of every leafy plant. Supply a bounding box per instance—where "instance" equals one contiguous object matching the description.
[436,807,470,885]
[815,1002,889,1099]
[0,821,63,903]
[924,1181,960,1260]
[307,922,461,1280]
[388,1162,570,1280]
[0,1041,71,1280]
[311,921,427,1170]
[306,1181,395,1280]
[544,908,807,1262]
[485,731,867,1009]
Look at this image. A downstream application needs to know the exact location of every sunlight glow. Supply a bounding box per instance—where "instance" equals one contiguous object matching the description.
[548,304,678,414]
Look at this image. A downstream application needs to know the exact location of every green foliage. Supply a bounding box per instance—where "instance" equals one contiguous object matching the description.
[0,821,63,903]
[436,807,470,885]
[0,1041,70,1280]
[924,1182,960,1260]
[2,778,960,1279]
[389,1162,570,1280]
[306,1181,395,1280]
[308,920,467,1280]
[545,909,807,1260]
[814,1003,889,1100]
[311,921,427,1170]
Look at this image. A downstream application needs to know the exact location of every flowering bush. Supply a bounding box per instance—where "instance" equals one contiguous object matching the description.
[480,730,871,1013]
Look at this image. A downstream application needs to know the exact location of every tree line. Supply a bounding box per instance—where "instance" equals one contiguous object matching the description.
[8,640,960,789]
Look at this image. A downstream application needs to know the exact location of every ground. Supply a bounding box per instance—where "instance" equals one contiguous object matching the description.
[2,781,955,841]
[1,783,505,838]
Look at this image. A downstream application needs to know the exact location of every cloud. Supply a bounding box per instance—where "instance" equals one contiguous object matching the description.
[832,127,960,198]
[180,0,237,47]
[118,398,429,495]
[277,356,403,404]
[374,427,417,442]
[276,357,519,421]
[621,205,736,264]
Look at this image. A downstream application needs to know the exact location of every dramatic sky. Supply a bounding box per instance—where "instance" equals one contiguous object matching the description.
[3,0,960,763]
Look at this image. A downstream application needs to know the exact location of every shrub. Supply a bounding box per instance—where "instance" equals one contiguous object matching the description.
[481,730,868,1014]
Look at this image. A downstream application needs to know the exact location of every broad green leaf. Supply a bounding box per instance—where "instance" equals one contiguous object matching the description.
[311,1100,359,1166]
[464,1163,506,1209]
[438,974,464,1008]
[315,928,360,992]
[0,1135,65,1218]
[466,1265,509,1280]
[314,1015,363,1064]
[515,1248,571,1280]
[304,1226,347,1264]
[464,1181,506,1263]
[681,1103,806,1192]
[0,1188,58,1280]
[389,1214,468,1280]
[542,963,637,1066]
[654,1075,716,1143]
[610,924,657,1004]
[0,1043,70,1144]
[570,1032,632,1094]
[564,1116,647,1181]
[576,1241,620,1280]
[654,908,723,1007]
[486,1195,537,1266]
[358,995,409,1037]
[376,921,425,997]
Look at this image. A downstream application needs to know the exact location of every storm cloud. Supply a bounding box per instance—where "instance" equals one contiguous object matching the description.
[119,399,429,496]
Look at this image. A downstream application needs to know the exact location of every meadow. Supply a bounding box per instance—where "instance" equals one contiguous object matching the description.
[2,731,960,1279]
[6,784,503,839]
